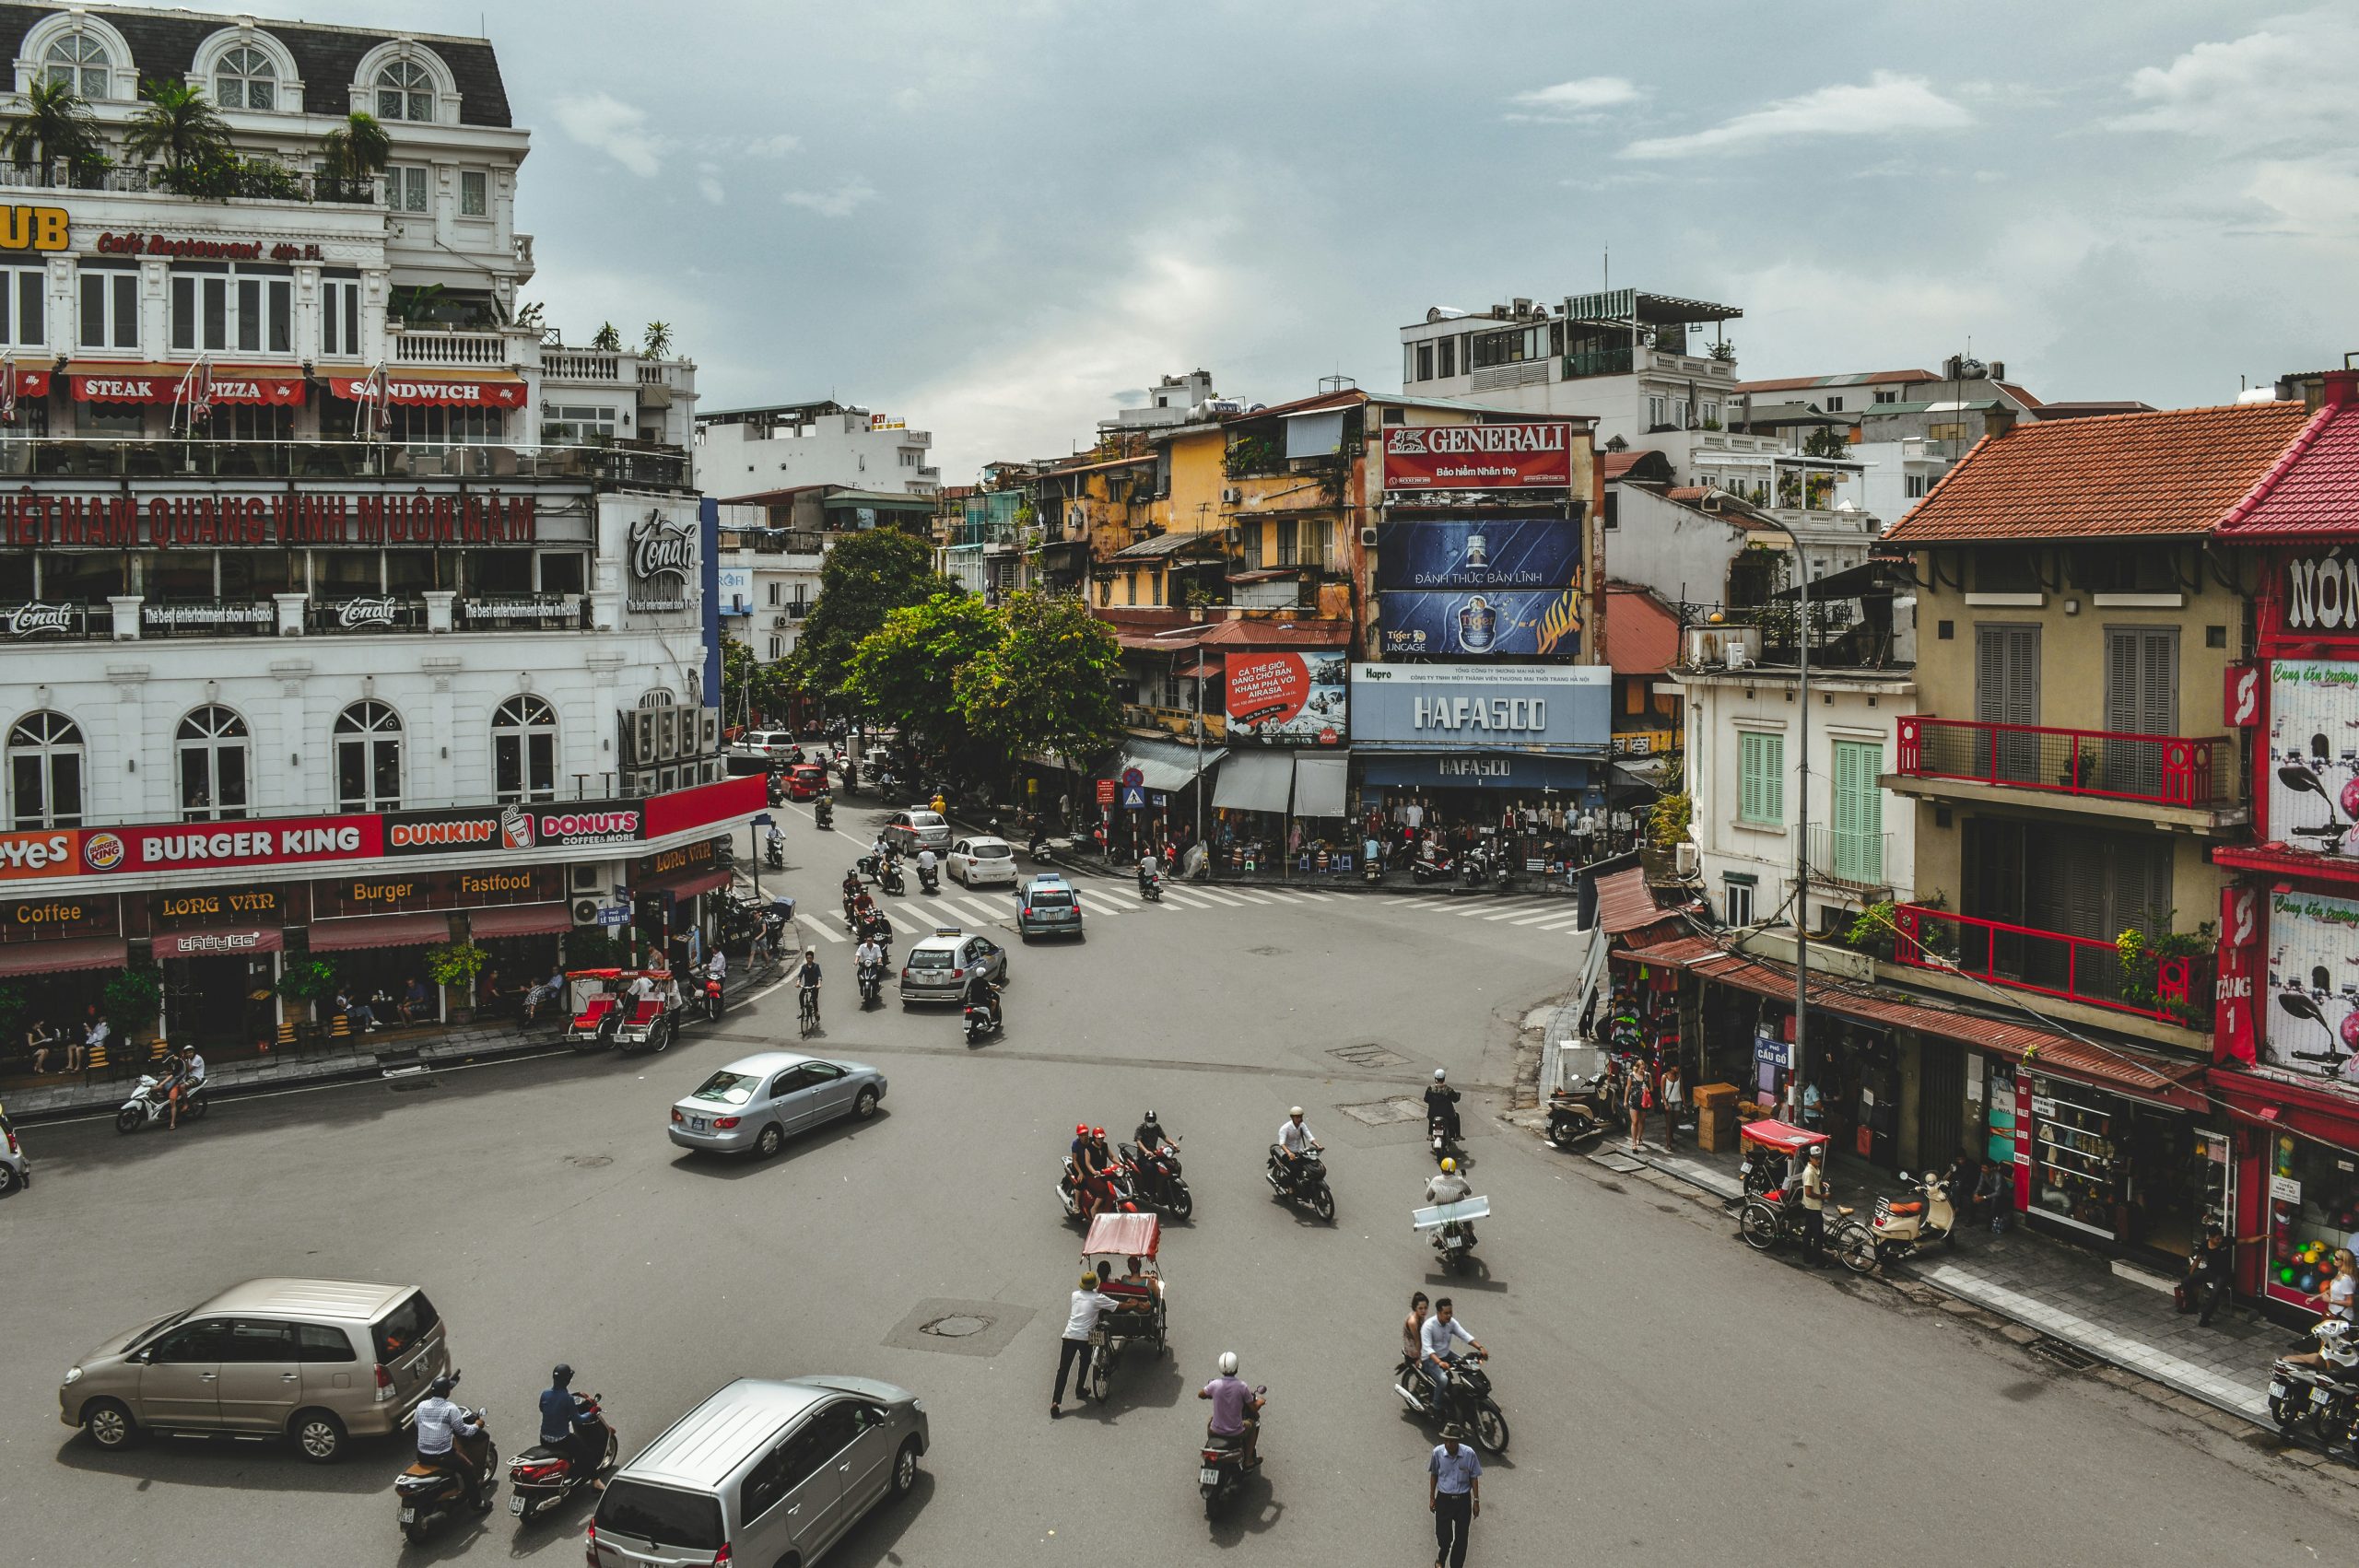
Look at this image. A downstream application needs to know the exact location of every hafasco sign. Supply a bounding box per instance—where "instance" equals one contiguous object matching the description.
[1382,422,1573,491]
[628,509,698,586]
[1412,694,1551,733]
[0,205,69,253]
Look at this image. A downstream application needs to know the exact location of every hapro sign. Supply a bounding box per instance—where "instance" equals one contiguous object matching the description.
[1348,662,1610,753]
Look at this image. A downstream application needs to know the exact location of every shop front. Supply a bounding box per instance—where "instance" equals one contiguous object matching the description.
[629,838,733,971]
[0,889,125,1059]
[144,882,288,1050]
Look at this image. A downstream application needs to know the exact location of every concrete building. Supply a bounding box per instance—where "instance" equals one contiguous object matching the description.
[696,400,939,500]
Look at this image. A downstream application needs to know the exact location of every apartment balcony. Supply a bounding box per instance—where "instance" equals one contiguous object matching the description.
[0,159,378,205]
[1888,904,2211,1031]
[1887,716,2244,834]
[389,324,542,370]
[1805,825,1891,895]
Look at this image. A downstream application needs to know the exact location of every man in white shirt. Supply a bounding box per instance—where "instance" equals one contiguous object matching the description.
[1275,1106,1320,1164]
[1418,1297,1485,1405]
[1799,1143,1829,1264]
[1052,1271,1121,1417]
[413,1375,487,1512]
[916,846,938,884]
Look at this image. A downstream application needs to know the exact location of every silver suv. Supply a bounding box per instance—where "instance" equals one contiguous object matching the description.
[60,1279,450,1462]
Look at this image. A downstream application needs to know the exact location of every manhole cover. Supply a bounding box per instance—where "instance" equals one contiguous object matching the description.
[885,1298,1032,1358]
[1330,1043,1409,1070]
[564,1153,613,1169]
[920,1314,991,1340]
[1337,1097,1424,1126]
[2025,1336,2095,1371]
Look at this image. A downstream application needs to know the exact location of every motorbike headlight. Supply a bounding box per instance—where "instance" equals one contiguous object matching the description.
[63,1366,82,1387]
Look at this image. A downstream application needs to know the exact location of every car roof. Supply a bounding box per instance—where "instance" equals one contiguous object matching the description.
[619,1379,834,1491]
[910,930,970,950]
[909,810,945,823]
[1026,871,1069,885]
[963,836,1010,848]
[192,1278,415,1322]
[713,1051,815,1077]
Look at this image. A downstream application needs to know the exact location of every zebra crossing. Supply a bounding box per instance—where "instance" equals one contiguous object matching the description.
[787,880,1345,940]
[1390,892,1591,932]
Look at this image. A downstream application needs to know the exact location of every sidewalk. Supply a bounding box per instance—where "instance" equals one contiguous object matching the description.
[1592,1135,2281,1426]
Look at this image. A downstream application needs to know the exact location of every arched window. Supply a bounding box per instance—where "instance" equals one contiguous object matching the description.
[638,687,675,708]
[375,59,434,122]
[216,45,276,111]
[491,696,557,803]
[7,711,84,827]
[334,701,402,811]
[176,706,250,822]
[42,32,109,98]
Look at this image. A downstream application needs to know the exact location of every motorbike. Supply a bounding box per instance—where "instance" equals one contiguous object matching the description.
[394,1379,498,1542]
[881,861,908,896]
[1431,1218,1480,1272]
[1139,871,1163,903]
[1410,848,1454,884]
[1057,1157,1140,1223]
[1838,1171,1958,1274]
[1363,850,1383,885]
[507,1394,616,1522]
[1391,1350,1509,1454]
[1545,1089,1613,1152]
[860,914,894,958]
[764,835,784,871]
[1414,1190,1488,1276]
[1428,1114,1463,1168]
[1457,848,1491,891]
[2269,1323,2359,1443]
[1265,1145,1336,1223]
[116,1074,206,1134]
[918,863,941,895]
[858,960,884,1009]
[813,798,834,830]
[857,851,885,885]
[1199,1387,1267,1518]
[1121,1137,1194,1221]
[963,1000,1001,1045]
[700,973,724,1022]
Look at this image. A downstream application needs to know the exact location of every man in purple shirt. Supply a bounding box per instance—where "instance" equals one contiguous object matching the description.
[1198,1351,1263,1468]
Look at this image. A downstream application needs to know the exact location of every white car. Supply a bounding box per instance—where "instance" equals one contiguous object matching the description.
[947,836,1017,888]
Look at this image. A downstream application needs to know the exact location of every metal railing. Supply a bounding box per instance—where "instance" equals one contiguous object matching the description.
[1895,716,2226,808]
[1889,904,2208,1025]
[1806,824,1888,891]
[0,160,378,205]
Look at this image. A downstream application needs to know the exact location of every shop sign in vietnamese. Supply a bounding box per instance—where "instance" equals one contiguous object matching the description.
[2217,883,2261,1065]
[1381,422,1573,491]
[0,489,541,548]
[2267,548,2359,647]
[1373,517,1581,591]
[1223,651,1347,745]
[1377,586,1582,657]
[2261,889,2359,1087]
[1349,662,1611,754]
[2264,660,2359,859]
[153,885,279,924]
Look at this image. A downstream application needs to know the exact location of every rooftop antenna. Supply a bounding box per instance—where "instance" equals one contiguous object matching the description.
[1603,242,1609,295]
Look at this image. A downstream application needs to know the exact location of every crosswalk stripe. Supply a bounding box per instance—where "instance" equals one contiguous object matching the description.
[1156,892,1215,910]
[798,919,845,942]
[1508,907,1576,925]
[1402,897,1457,911]
[1077,895,1127,915]
[1292,890,1335,902]
[951,896,1006,923]
[1252,887,1309,903]
[1185,887,1251,907]
[1220,888,1281,905]
[1527,914,1590,931]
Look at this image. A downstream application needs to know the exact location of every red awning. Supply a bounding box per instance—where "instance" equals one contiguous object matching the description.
[326,372,528,409]
[0,367,49,398]
[307,911,452,952]
[152,928,284,960]
[464,902,571,939]
[637,868,732,901]
[0,937,126,976]
[70,364,305,404]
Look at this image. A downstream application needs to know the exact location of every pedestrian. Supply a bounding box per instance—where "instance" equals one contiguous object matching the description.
[1427,1422,1482,1568]
[1402,1291,1430,1370]
[1051,1271,1118,1417]
[1625,1062,1649,1153]
[2190,1220,2264,1327]
[1799,1142,1829,1264]
[1657,1061,1683,1150]
[2313,1247,2359,1327]
[1975,1159,2010,1234]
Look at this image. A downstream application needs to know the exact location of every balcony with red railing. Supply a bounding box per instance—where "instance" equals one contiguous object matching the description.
[1888,904,2210,1029]
[1889,716,2242,829]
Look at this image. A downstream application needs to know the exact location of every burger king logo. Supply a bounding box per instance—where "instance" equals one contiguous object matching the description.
[82,830,124,872]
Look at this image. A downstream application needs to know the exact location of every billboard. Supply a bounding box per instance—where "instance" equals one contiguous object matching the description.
[1349,662,1610,754]
[1223,651,1347,746]
[1381,422,1573,490]
[2264,889,2359,1087]
[2266,659,2359,859]
[1377,587,1582,658]
[1374,517,1580,591]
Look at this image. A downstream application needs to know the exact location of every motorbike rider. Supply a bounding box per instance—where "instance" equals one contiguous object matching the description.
[1137,851,1159,895]
[1134,1109,1175,1160]
[1198,1351,1263,1469]
[853,934,886,995]
[1426,1156,1475,1245]
[1425,1068,1462,1144]
[2283,1316,2359,1375]
[916,845,939,885]
[414,1374,487,1513]
[167,1047,205,1129]
[961,965,1002,1029]
[1273,1106,1321,1186]
[705,949,726,1008]
[765,823,785,863]
[840,868,863,917]
[539,1363,604,1491]
[1418,1297,1485,1407]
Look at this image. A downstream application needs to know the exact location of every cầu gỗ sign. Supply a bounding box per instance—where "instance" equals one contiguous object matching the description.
[0,489,542,548]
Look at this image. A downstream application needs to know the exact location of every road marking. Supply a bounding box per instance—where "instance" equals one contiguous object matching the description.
[1251,887,1308,903]
[1507,907,1577,925]
[1401,897,1456,910]
[1156,891,1214,910]
[1526,914,1590,931]
[950,896,1005,923]
[800,919,846,942]
[1184,887,1251,907]
[1220,888,1281,905]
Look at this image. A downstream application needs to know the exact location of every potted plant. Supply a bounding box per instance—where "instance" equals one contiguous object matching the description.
[102,964,165,1044]
[424,941,489,1022]
[275,957,342,1023]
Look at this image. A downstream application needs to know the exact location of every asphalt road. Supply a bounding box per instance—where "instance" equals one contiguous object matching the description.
[5,807,2356,1565]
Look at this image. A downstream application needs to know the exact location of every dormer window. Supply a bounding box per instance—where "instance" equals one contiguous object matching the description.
[217,45,276,111]
[42,32,109,99]
[375,59,433,122]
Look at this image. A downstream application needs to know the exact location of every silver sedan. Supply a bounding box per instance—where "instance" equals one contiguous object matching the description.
[668,1051,887,1158]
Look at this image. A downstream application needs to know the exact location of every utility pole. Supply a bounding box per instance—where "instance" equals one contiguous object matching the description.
[1792,545,1811,1117]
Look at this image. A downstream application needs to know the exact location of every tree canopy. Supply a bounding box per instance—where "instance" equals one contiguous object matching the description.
[844,592,1003,773]
[790,529,959,700]
[952,591,1124,771]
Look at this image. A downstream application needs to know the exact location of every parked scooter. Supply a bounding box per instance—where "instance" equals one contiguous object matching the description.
[700,971,725,1022]
[2270,1319,2359,1442]
[1198,1386,1267,1518]
[506,1393,616,1522]
[1363,839,1385,884]
[394,1375,497,1543]
[1410,847,1454,884]
[116,1074,205,1134]
[1391,1350,1509,1454]
[1545,1049,1614,1152]
[1838,1171,1958,1273]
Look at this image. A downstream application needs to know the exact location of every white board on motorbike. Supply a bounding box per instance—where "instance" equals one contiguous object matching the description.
[1412,1196,1491,1231]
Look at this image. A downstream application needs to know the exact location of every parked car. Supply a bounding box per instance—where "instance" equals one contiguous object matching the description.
[898,927,1008,1005]
[59,1279,449,1462]
[787,764,829,801]
[946,837,1017,888]
[729,730,801,764]
[589,1376,928,1568]
[882,809,951,855]
[668,1051,886,1158]
[0,1109,27,1195]
[1015,874,1085,942]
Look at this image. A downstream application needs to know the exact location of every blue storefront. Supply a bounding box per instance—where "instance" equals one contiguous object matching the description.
[1349,661,1613,833]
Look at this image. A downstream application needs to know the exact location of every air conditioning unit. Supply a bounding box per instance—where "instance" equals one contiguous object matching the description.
[1674,842,1698,878]
[772,614,790,629]
[1358,525,1378,547]
[571,897,604,927]
[1224,525,1242,544]
[1222,487,1242,505]
[698,708,722,753]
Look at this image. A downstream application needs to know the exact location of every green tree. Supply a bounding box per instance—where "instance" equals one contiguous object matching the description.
[721,637,792,725]
[0,80,101,181]
[789,529,959,700]
[954,590,1122,773]
[847,593,1003,771]
[1801,424,1850,459]
[590,322,622,352]
[642,321,674,357]
[124,77,230,173]
[319,110,390,194]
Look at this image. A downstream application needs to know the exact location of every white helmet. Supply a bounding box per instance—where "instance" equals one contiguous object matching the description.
[1217,1352,1238,1376]
[1288,1106,1304,1118]
[1434,1068,1448,1082]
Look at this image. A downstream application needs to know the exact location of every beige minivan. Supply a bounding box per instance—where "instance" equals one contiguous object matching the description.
[59,1278,450,1463]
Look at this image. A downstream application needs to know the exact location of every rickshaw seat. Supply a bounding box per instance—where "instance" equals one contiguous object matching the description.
[628,1000,663,1026]
[1887,1201,1924,1216]
[573,998,616,1027]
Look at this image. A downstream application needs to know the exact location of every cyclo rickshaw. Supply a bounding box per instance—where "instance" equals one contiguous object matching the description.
[1081,1211,1168,1400]
[1734,1118,1865,1255]
[562,967,679,1056]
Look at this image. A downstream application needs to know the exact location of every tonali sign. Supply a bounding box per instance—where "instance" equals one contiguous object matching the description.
[1381,422,1576,490]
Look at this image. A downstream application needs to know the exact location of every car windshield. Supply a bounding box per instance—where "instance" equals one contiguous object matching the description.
[691,1071,759,1106]
[973,843,1013,859]
[907,949,953,969]
[1028,889,1072,907]
[371,1290,440,1363]
[125,1307,191,1352]
[595,1480,724,1551]
[910,813,945,828]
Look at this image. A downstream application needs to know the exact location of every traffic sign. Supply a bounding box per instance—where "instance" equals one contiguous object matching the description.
[1096,778,1119,806]
[1120,784,1146,810]
[1121,766,1144,788]
[752,813,775,827]
[595,904,629,927]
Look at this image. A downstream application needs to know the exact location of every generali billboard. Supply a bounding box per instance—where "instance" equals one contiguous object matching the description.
[1381,422,1574,491]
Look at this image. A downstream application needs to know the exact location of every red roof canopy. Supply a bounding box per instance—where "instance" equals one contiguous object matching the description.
[1081,1211,1160,1258]
[1602,584,1681,677]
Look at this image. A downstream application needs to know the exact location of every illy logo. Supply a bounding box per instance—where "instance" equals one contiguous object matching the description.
[6,602,71,637]
[337,596,398,630]
[628,510,697,585]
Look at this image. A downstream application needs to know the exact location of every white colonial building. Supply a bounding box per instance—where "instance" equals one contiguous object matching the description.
[696,400,937,500]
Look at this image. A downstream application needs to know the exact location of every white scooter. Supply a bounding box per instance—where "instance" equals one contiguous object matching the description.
[1838,1170,1956,1273]
[116,1073,206,1133]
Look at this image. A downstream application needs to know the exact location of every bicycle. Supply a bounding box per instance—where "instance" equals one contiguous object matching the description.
[799,984,821,1036]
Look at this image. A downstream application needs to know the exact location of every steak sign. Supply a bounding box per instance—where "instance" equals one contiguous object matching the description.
[1382,422,1574,491]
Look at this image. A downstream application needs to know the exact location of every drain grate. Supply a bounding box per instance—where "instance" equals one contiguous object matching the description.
[1330,1043,1409,1070]
[2025,1336,2095,1371]
[1337,1096,1424,1126]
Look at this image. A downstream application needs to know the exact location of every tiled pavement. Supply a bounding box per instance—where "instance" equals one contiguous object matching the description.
[1594,1135,2283,1426]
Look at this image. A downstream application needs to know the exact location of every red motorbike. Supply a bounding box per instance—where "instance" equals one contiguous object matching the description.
[506,1392,616,1523]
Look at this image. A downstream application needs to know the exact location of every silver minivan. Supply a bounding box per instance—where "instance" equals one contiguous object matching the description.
[590,1376,928,1567]
[59,1278,449,1462]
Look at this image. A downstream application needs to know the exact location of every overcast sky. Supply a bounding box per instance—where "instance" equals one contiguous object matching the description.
[182,0,2359,475]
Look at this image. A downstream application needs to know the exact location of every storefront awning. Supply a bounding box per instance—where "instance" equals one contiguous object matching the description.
[70,363,305,404]
[1121,736,1225,793]
[307,911,453,952]
[1292,754,1348,818]
[325,370,529,409]
[0,937,125,976]
[1215,752,1294,813]
[464,902,571,939]
[638,868,733,901]
[152,928,284,960]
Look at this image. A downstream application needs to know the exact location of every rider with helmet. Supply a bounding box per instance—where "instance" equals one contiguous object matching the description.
[539,1363,604,1487]
[1134,1109,1175,1160]
[1198,1351,1263,1469]
[1426,1155,1475,1244]
[414,1374,487,1512]
[1425,1067,1462,1142]
[962,963,1001,1029]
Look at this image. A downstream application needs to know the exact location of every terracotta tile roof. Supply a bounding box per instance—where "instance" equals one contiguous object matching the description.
[1602,583,1682,677]
[2217,380,2357,539]
[1884,402,2314,544]
[1594,865,1688,936]
[1194,618,1355,648]
[1996,381,2044,410]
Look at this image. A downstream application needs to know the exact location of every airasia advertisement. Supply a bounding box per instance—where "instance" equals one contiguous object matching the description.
[1381,422,1574,490]
[1223,651,1347,745]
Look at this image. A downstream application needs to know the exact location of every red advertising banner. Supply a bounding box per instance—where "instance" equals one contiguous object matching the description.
[0,827,80,881]
[326,375,528,408]
[83,816,382,875]
[71,369,304,405]
[1381,422,1573,491]
[641,774,766,838]
[2216,882,2261,1065]
[1224,650,1346,745]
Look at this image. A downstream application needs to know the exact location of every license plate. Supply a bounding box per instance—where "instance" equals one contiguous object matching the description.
[691,1117,706,1131]
[2271,1381,2287,1398]
[1446,1236,1466,1249]
[399,1507,416,1524]
[508,1495,525,1515]
[1088,1328,1106,1345]
[1199,1467,1221,1486]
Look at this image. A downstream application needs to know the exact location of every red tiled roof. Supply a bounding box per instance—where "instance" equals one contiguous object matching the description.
[1602,583,1681,677]
[1194,618,1354,648]
[1996,381,2044,410]
[1735,369,1937,395]
[1884,402,2314,544]
[2217,380,2356,539]
[1594,866,1693,936]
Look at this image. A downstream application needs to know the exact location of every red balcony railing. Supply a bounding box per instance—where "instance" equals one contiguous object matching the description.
[1890,905,2207,1026]
[1895,717,2226,808]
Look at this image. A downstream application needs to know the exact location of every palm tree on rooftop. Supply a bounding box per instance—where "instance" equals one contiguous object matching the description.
[0,80,101,183]
[123,77,230,174]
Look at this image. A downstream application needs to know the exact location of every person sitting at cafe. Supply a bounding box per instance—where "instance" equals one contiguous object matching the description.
[475,968,503,1013]
[26,1014,59,1073]
[79,1004,107,1070]
[335,989,381,1033]
[400,976,432,1024]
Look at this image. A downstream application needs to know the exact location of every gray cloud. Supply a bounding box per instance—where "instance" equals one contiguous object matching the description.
[1622,71,1973,159]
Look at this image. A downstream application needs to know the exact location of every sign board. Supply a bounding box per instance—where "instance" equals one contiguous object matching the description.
[2266,660,2359,860]
[2259,889,2359,1091]
[1376,587,1583,657]
[1381,422,1574,491]
[1224,650,1347,745]
[1121,766,1144,788]
[2271,1172,2305,1204]
[596,903,630,927]
[1096,778,1119,806]
[1120,785,1146,810]
[1348,663,1611,754]
[1374,517,1581,591]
